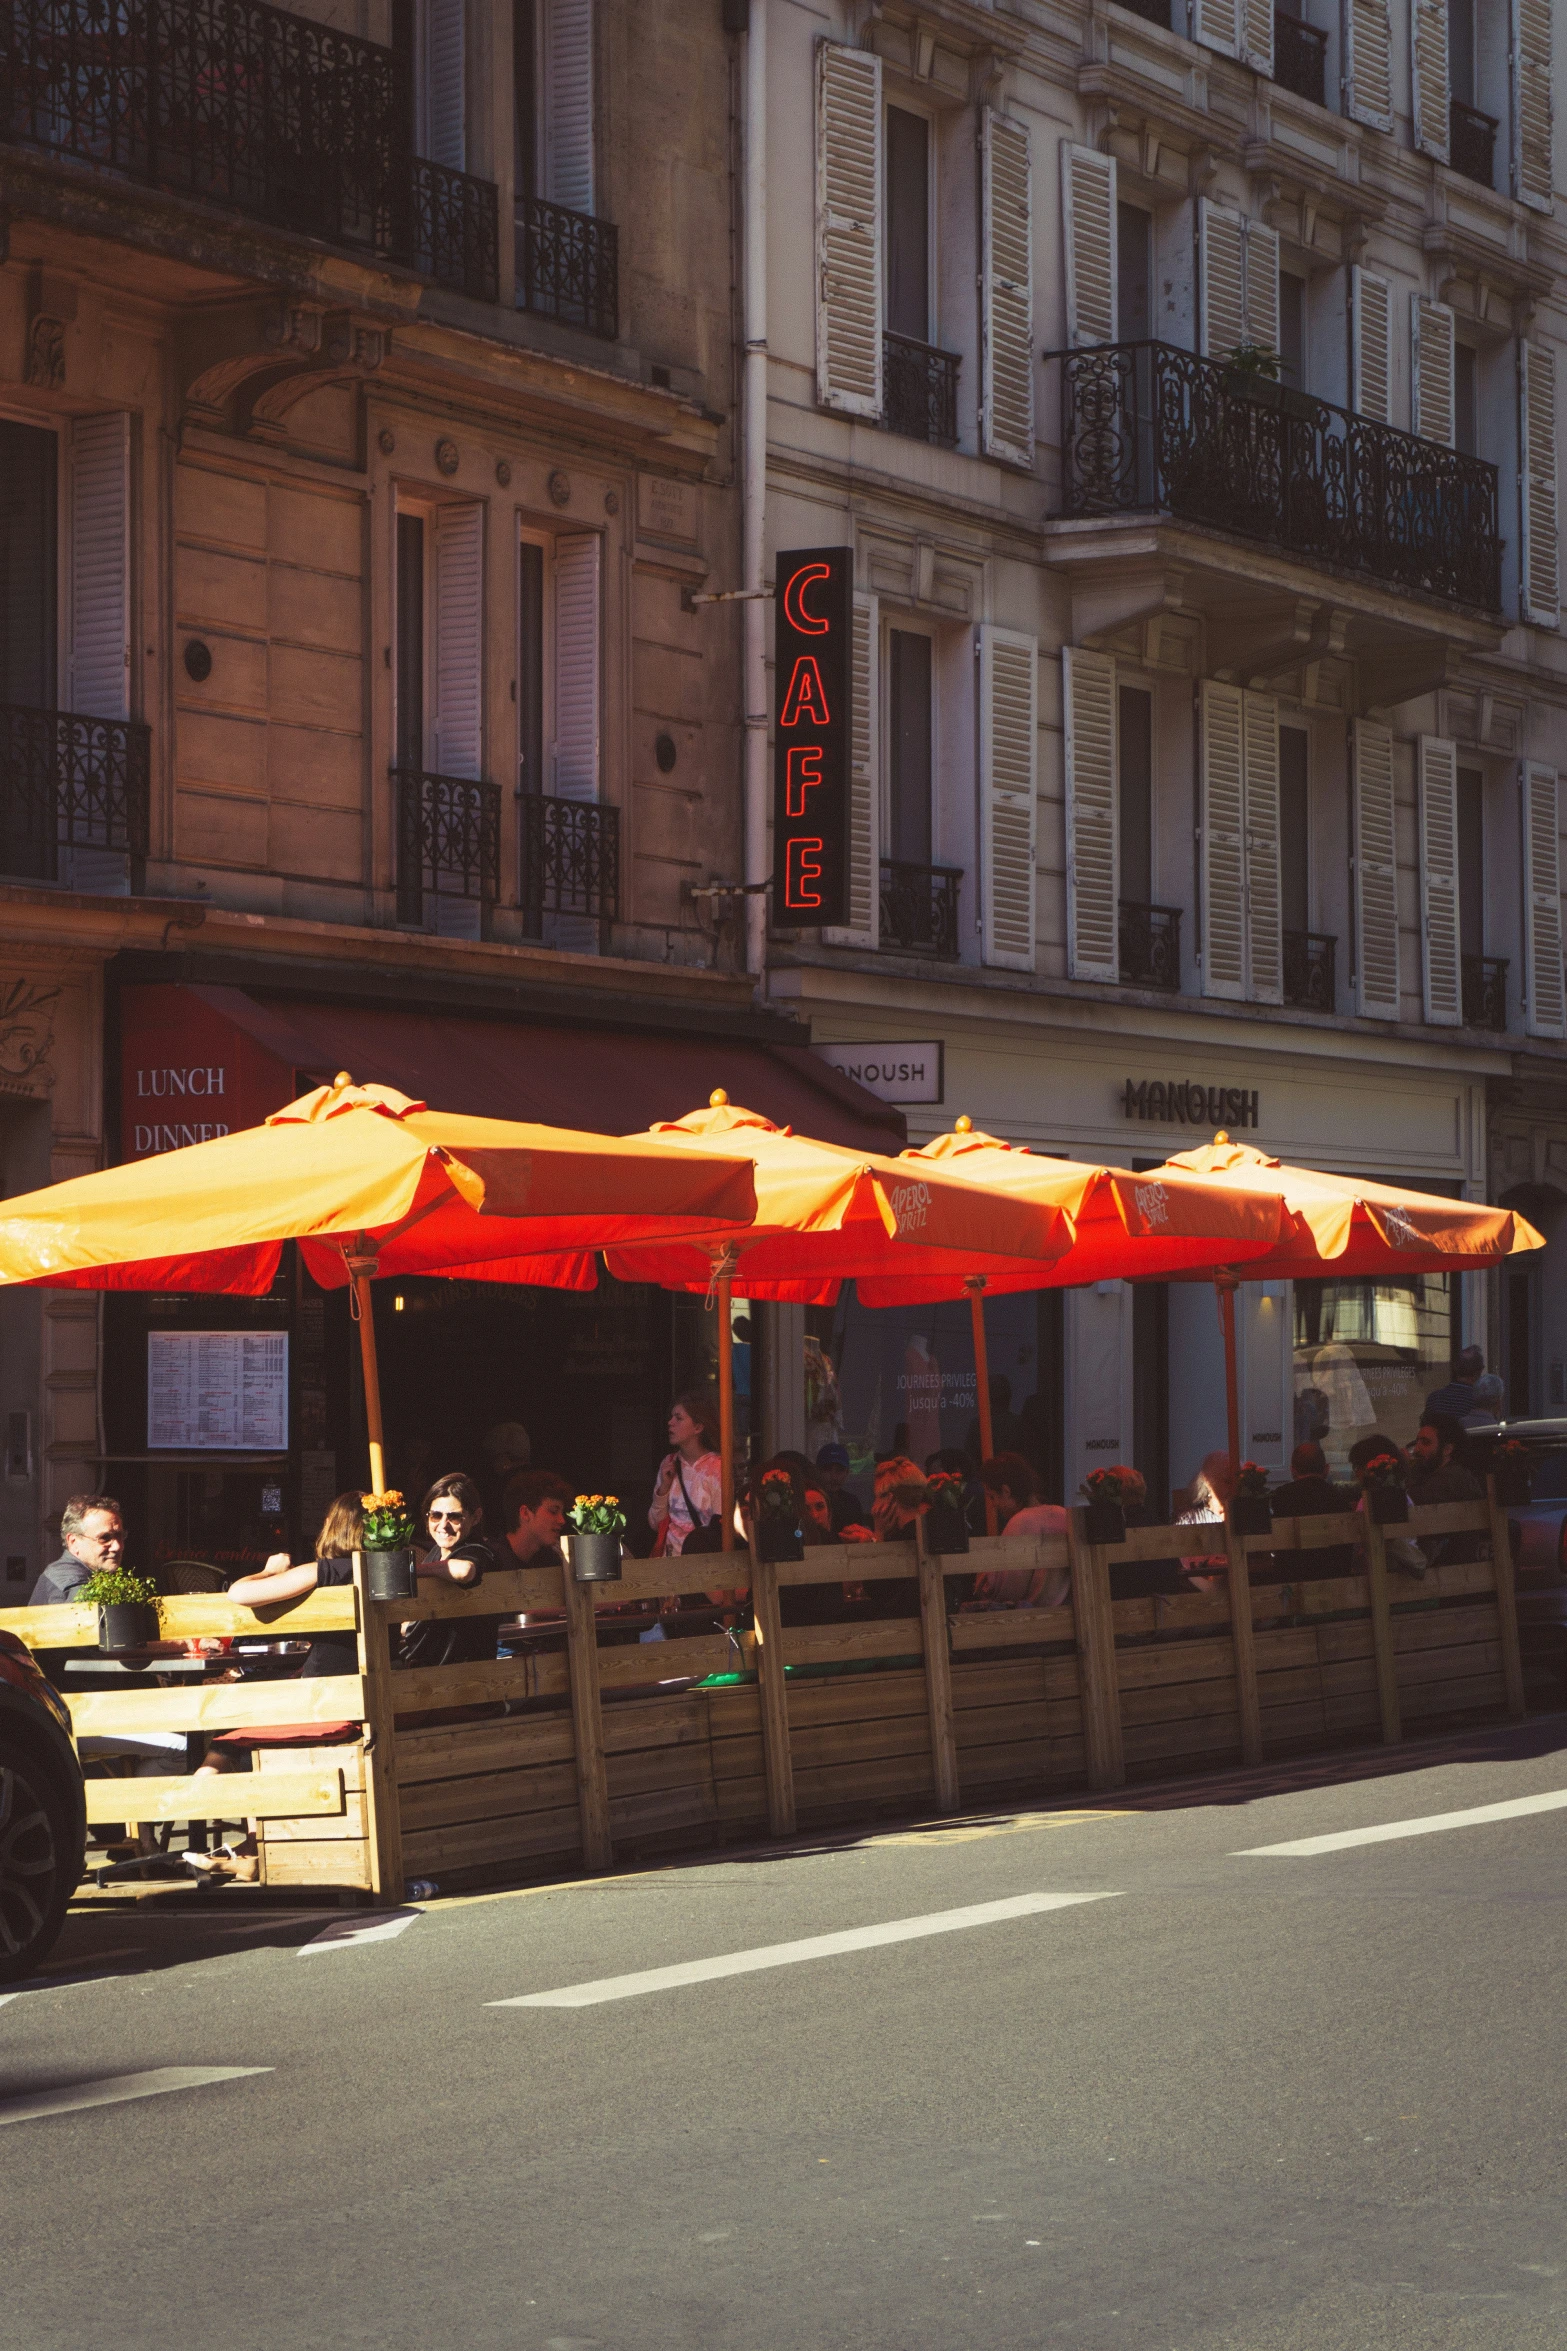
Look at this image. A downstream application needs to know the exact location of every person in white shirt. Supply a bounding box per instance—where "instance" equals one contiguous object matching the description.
[967,1454,1070,1609]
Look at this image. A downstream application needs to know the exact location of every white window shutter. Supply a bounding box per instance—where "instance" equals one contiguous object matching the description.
[552,531,600,801]
[825,593,880,949]
[1060,143,1116,349]
[1243,691,1282,1004]
[1344,0,1394,127]
[1193,0,1240,60]
[1198,201,1247,361]
[1411,298,1456,446]
[1063,646,1118,982]
[1418,735,1462,1026]
[542,0,594,214]
[815,42,882,418]
[420,0,465,169]
[1520,339,1560,628]
[67,413,130,721]
[1200,681,1247,1001]
[1352,718,1400,1018]
[980,626,1038,972]
[431,504,483,779]
[1512,0,1554,213]
[1411,0,1450,159]
[1241,0,1275,75]
[1351,267,1393,424]
[1523,762,1565,1038]
[981,112,1034,467]
[1243,218,1279,357]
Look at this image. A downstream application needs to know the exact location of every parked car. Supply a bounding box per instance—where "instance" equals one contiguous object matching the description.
[0,1628,87,1981]
[1470,1419,1567,1699]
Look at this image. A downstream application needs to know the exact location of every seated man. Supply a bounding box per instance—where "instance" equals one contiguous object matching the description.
[501,1468,571,1567]
[967,1454,1069,1610]
[1408,1411,1488,1566]
[814,1444,870,1535]
[1268,1440,1358,1581]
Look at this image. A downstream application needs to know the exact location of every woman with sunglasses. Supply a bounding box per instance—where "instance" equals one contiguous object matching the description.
[398,1471,501,1669]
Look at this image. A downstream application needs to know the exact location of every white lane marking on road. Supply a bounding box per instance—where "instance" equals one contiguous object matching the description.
[1235,1786,1567,1857]
[489,1891,1122,2009]
[298,1908,420,1956]
[0,2066,269,2127]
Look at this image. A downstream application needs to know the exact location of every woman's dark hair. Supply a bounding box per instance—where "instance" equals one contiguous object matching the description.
[316,1491,365,1560]
[1348,1434,1403,1473]
[671,1389,721,1451]
[420,1471,484,1525]
[980,1452,1041,1503]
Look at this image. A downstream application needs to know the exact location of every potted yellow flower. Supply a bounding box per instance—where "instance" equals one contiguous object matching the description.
[567,1494,625,1583]
[355,1490,419,1600]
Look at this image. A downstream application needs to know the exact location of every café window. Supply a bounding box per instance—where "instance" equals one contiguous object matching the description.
[1293,1273,1455,1471]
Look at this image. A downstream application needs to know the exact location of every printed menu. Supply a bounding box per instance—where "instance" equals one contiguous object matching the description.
[147,1331,289,1451]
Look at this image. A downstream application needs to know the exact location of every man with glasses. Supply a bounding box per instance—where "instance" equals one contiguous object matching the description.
[31,1493,128,1608]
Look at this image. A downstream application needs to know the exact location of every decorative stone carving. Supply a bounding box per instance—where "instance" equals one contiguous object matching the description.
[495,458,512,487]
[0,981,60,1090]
[436,438,460,476]
[548,468,572,507]
[25,315,65,390]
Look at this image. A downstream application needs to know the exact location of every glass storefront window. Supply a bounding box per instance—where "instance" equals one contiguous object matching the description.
[1293,1275,1454,1472]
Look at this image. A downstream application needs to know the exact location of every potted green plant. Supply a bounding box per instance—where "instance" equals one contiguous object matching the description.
[78,1564,161,1654]
[922,1469,970,1557]
[1358,1450,1410,1527]
[1490,1438,1534,1508]
[1082,1466,1131,1546]
[753,1466,804,1564]
[567,1493,625,1583]
[355,1489,419,1601]
[1228,1460,1273,1539]
[1222,341,1284,407]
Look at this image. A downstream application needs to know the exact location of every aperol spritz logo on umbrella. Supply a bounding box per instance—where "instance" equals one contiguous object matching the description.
[773,545,852,927]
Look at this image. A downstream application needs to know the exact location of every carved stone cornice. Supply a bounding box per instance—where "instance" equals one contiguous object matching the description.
[178,298,389,438]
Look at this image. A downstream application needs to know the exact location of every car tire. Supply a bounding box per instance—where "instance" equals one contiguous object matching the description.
[0,1734,75,1984]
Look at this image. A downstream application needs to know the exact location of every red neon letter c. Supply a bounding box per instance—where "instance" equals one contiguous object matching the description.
[782,562,832,635]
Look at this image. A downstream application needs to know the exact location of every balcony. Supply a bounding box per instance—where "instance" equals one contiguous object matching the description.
[0,704,149,889]
[1462,953,1508,1031]
[1055,342,1502,612]
[0,0,499,301]
[883,333,960,448]
[1272,9,1328,105]
[1283,929,1336,1010]
[1449,98,1498,189]
[880,859,962,959]
[1118,900,1182,991]
[395,768,500,931]
[515,196,618,340]
[520,796,619,937]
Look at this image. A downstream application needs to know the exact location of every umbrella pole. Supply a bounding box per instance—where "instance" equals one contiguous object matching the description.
[346,1250,387,1494]
[717,1274,735,1554]
[1214,1270,1241,1480]
[966,1277,997,1534]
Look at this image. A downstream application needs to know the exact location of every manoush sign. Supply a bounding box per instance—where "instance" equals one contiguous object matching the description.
[1122,1078,1260,1128]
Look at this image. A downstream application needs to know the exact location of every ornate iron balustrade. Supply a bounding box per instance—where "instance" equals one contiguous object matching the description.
[395,767,500,927]
[1056,341,1502,611]
[0,703,149,884]
[516,195,618,339]
[1462,952,1508,1031]
[519,796,619,934]
[1283,928,1337,1010]
[883,332,960,447]
[1450,98,1497,189]
[1118,900,1182,991]
[0,0,498,299]
[879,859,962,959]
[1272,9,1328,104]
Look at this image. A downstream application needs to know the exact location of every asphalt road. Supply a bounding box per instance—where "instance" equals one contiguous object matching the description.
[4,1715,1566,2351]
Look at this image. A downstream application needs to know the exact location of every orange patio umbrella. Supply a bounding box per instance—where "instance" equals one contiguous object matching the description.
[0,1073,759,1491]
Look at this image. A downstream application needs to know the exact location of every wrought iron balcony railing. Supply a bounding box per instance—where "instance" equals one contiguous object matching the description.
[883,332,960,447]
[1118,900,1182,991]
[1055,341,1502,612]
[1283,928,1336,1010]
[1462,952,1508,1031]
[0,703,149,885]
[1449,98,1498,189]
[879,858,962,959]
[395,767,500,928]
[1272,9,1328,104]
[0,0,499,300]
[516,195,618,340]
[519,796,619,935]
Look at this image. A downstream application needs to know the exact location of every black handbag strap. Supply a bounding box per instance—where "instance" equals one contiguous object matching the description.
[673,1455,711,1530]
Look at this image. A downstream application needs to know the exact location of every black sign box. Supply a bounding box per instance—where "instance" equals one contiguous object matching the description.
[773,545,853,928]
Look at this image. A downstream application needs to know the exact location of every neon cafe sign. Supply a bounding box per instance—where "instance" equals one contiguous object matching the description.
[773,545,853,926]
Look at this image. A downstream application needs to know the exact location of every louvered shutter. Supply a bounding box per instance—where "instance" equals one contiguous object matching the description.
[815,43,882,417]
[981,112,1034,466]
[1411,0,1450,159]
[1243,219,1279,357]
[1243,691,1282,1004]
[1351,267,1393,424]
[1198,201,1247,361]
[542,0,594,214]
[1063,647,1118,982]
[421,0,465,169]
[1241,0,1275,75]
[1200,681,1247,1000]
[980,626,1038,972]
[1193,0,1240,60]
[1418,736,1461,1025]
[432,503,483,779]
[1344,0,1394,127]
[824,593,879,949]
[1523,762,1566,1037]
[67,413,130,720]
[1411,298,1456,446]
[1520,339,1560,627]
[552,531,600,801]
[1512,0,1553,213]
[1060,143,1115,349]
[1352,718,1400,1017]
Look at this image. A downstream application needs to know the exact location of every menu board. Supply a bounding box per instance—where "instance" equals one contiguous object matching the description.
[147,1331,289,1452]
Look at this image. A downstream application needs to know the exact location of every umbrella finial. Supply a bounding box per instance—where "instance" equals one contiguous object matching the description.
[334,1071,353,1089]
[710,1088,729,1107]
[955,1114,973,1134]
[1214,1130,1229,1144]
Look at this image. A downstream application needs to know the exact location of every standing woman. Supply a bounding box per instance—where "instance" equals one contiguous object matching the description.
[649,1390,724,1558]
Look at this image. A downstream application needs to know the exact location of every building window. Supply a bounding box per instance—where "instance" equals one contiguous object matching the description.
[0,420,57,712]
[1118,684,1152,905]
[1456,765,1484,957]
[1280,724,1309,934]
[887,628,932,866]
[395,501,495,937]
[1279,271,1306,391]
[513,0,617,336]
[885,106,931,344]
[1454,342,1479,456]
[1116,203,1152,344]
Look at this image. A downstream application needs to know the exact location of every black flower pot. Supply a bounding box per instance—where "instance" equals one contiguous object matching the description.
[98,1602,159,1654]
[923,1503,970,1558]
[1084,1498,1126,1546]
[568,1531,624,1583]
[1493,1469,1533,1508]
[1366,1485,1409,1527]
[756,1515,804,1564]
[360,1547,417,1601]
[1228,1494,1273,1538]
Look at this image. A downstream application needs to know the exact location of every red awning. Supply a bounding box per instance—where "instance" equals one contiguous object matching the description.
[119,983,905,1157]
